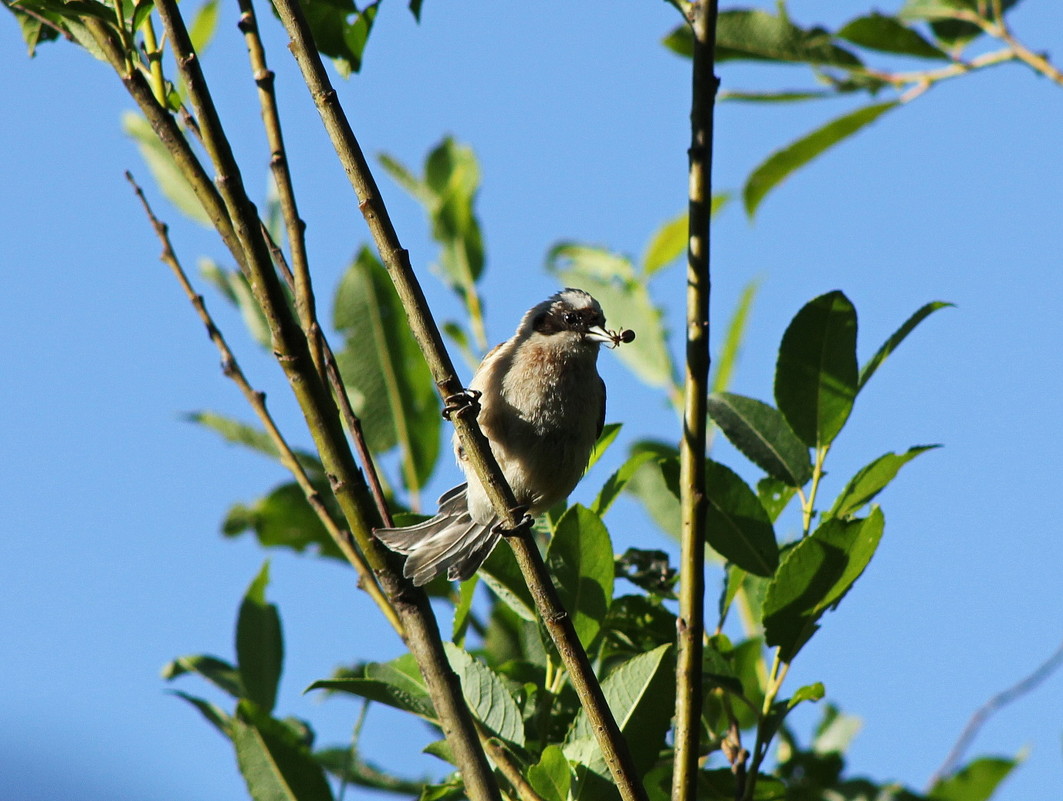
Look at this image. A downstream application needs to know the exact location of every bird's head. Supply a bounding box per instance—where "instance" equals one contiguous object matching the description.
[519,288,634,348]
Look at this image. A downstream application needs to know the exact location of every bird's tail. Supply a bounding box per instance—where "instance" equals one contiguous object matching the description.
[374,484,500,586]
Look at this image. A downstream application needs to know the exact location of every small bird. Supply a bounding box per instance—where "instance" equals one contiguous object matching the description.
[375,288,632,586]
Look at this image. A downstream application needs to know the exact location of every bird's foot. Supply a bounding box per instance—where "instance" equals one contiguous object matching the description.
[493,508,533,537]
[442,388,482,420]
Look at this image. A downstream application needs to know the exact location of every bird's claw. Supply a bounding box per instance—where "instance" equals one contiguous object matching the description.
[493,509,533,537]
[442,388,482,420]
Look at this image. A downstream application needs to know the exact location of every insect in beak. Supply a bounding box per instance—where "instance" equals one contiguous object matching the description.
[587,325,636,349]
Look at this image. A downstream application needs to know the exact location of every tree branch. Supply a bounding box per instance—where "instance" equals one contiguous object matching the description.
[267,0,648,797]
[673,2,719,800]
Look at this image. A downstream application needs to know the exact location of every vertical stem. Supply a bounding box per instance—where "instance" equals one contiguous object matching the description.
[673,3,718,801]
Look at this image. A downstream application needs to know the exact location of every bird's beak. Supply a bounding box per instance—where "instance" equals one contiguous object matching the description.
[585,325,615,345]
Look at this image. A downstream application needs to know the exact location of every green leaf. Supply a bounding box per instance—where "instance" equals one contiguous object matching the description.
[299,0,377,77]
[710,279,757,395]
[188,0,219,53]
[528,745,572,801]
[547,505,614,649]
[743,102,898,217]
[451,575,478,644]
[443,643,525,746]
[123,112,212,226]
[757,477,797,523]
[480,542,537,622]
[168,690,232,736]
[928,756,1019,801]
[236,562,284,714]
[184,411,323,472]
[233,701,335,801]
[592,449,656,518]
[223,481,344,560]
[763,509,885,661]
[707,392,812,487]
[334,246,440,491]
[788,682,826,708]
[587,422,622,471]
[830,445,940,519]
[548,243,675,389]
[309,654,437,720]
[407,0,423,22]
[642,213,687,276]
[664,9,863,67]
[837,12,949,59]
[162,653,243,697]
[859,301,953,392]
[704,460,779,576]
[900,0,1025,48]
[564,644,674,778]
[775,291,859,449]
[622,442,680,538]
[198,259,276,348]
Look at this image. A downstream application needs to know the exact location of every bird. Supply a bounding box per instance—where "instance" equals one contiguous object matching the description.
[374,287,632,586]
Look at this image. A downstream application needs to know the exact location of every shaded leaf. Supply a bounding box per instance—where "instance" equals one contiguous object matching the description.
[592,449,656,517]
[334,247,440,490]
[299,0,377,77]
[775,291,859,449]
[233,701,334,801]
[480,542,536,622]
[707,392,812,486]
[757,477,797,523]
[199,259,275,348]
[744,102,898,217]
[451,575,478,644]
[763,509,885,661]
[664,9,863,67]
[444,643,525,746]
[185,411,322,472]
[859,301,953,392]
[622,442,680,538]
[547,505,614,649]
[705,460,779,576]
[314,746,426,793]
[900,0,1025,48]
[710,279,758,395]
[222,480,344,560]
[587,422,622,472]
[615,548,676,598]
[830,445,940,519]
[548,243,675,389]
[168,690,231,736]
[236,562,283,714]
[838,12,949,59]
[123,112,212,226]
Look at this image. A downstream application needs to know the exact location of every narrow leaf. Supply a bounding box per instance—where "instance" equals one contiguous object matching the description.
[788,682,826,708]
[775,291,859,448]
[592,450,656,517]
[444,643,525,746]
[480,544,537,622]
[621,442,680,538]
[707,392,812,487]
[830,445,940,519]
[334,247,440,489]
[184,411,322,472]
[236,562,284,714]
[858,301,953,392]
[547,505,614,649]
[744,102,898,217]
[162,654,242,698]
[642,213,687,276]
[199,260,274,348]
[704,460,779,576]
[710,279,758,395]
[586,422,622,471]
[188,0,219,53]
[168,690,232,736]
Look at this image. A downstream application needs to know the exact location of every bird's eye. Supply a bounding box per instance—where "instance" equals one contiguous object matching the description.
[564,311,579,326]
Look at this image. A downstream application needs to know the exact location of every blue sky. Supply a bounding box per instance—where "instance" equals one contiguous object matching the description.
[2,1,1061,800]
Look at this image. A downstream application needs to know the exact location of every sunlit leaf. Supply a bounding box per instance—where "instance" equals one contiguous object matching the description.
[185,411,323,472]
[123,112,212,225]
[222,480,344,560]
[528,745,572,801]
[928,756,1019,801]
[642,213,686,276]
[710,279,758,395]
[444,643,525,746]
[188,0,219,53]
[743,102,898,217]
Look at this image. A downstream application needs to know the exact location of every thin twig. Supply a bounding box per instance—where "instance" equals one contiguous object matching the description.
[929,638,1063,787]
[477,726,548,801]
[126,171,403,636]
[673,2,719,800]
[268,1,649,799]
